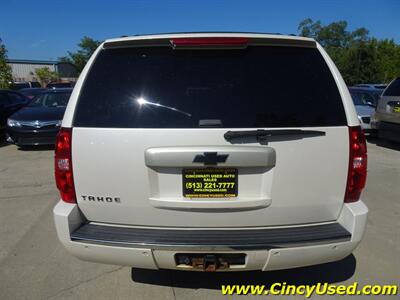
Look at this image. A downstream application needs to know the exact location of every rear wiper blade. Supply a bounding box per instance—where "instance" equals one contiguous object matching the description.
[224,129,325,142]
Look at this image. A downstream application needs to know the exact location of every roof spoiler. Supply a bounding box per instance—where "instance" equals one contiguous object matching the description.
[103,36,316,50]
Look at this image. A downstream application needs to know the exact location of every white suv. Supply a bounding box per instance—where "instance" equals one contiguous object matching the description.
[53,33,368,272]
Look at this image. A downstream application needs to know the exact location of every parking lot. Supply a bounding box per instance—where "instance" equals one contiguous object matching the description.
[0,138,399,300]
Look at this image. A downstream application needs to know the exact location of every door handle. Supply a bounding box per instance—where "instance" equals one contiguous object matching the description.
[145,146,276,168]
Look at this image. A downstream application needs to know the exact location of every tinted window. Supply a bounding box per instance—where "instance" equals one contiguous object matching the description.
[47,82,72,88]
[7,92,27,105]
[31,82,42,88]
[0,93,10,105]
[74,46,346,128]
[383,78,400,96]
[12,83,30,90]
[29,92,71,107]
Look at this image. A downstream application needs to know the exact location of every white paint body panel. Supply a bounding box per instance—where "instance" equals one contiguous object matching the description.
[72,126,348,227]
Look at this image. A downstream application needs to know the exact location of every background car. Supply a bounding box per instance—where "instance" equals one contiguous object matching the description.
[348,86,380,133]
[6,88,72,146]
[46,82,74,89]
[374,77,400,142]
[355,83,387,90]
[19,88,48,100]
[348,86,383,107]
[0,90,29,138]
[11,81,42,90]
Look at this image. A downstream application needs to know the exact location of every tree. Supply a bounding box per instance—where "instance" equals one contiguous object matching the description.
[0,39,13,89]
[60,36,101,72]
[35,67,58,87]
[298,18,369,49]
[297,19,400,85]
[340,40,380,84]
[375,39,400,83]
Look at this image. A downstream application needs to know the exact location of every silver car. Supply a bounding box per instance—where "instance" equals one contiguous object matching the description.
[348,87,379,133]
[374,78,400,142]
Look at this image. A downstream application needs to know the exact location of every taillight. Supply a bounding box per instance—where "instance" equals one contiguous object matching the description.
[345,126,367,202]
[55,127,76,203]
[170,37,249,49]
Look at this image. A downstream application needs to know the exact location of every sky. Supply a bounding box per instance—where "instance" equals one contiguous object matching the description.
[1,0,399,61]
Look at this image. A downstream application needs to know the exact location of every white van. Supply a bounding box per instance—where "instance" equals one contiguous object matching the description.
[53,33,368,272]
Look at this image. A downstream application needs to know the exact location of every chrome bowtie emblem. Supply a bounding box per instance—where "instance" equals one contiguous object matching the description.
[34,120,41,128]
[193,152,229,165]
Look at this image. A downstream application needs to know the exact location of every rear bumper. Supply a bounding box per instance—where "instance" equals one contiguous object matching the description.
[53,201,368,271]
[71,222,351,250]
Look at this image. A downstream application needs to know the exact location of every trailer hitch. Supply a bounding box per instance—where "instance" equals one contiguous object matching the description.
[176,254,237,271]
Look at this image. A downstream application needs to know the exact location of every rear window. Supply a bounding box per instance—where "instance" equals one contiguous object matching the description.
[12,83,30,90]
[47,82,72,88]
[74,46,346,128]
[29,92,71,107]
[31,82,41,88]
[383,78,400,96]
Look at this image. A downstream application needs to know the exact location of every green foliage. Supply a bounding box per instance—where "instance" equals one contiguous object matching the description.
[60,36,101,72]
[0,39,13,89]
[35,67,58,87]
[298,19,400,85]
[375,39,400,83]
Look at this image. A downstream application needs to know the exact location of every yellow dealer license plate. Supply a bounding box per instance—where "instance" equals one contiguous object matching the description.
[183,168,238,198]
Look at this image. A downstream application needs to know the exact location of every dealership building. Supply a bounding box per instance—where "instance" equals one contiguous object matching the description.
[6,59,78,83]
